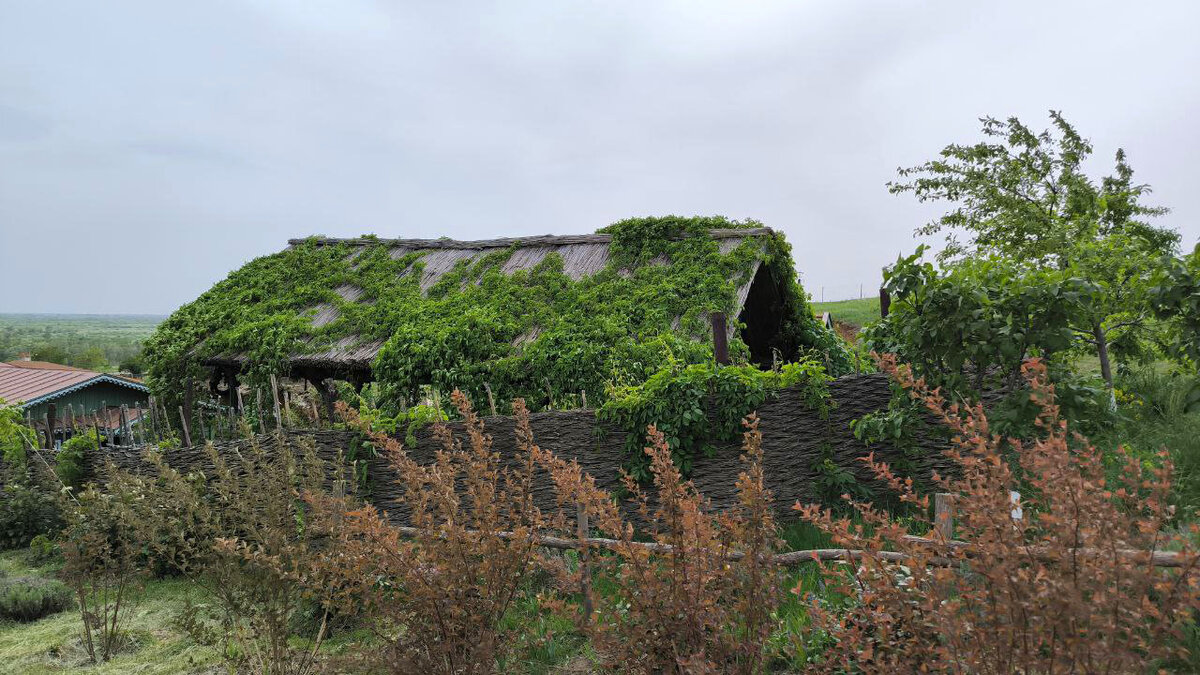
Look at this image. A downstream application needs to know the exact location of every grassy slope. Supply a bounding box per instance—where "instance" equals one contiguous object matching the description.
[0,551,220,675]
[811,297,880,329]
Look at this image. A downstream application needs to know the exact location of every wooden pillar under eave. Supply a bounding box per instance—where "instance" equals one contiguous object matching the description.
[711,311,730,365]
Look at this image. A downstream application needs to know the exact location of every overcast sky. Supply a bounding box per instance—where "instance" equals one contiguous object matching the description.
[1,1,1198,314]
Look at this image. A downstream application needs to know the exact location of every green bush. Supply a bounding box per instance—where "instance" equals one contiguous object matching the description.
[56,429,98,489]
[1105,368,1200,513]
[0,576,73,622]
[0,474,64,551]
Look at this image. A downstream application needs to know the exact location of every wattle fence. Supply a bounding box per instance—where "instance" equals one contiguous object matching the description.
[88,373,952,521]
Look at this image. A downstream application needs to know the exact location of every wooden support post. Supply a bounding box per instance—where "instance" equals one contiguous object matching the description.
[270,374,283,431]
[580,390,587,410]
[934,493,955,541]
[45,403,57,449]
[310,398,321,427]
[879,288,891,319]
[178,405,192,447]
[577,502,593,626]
[235,387,245,414]
[316,380,335,425]
[483,383,497,417]
[711,311,730,365]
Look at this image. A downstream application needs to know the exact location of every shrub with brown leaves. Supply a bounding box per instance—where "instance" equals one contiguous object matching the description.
[533,412,783,674]
[795,356,1200,673]
[305,392,550,674]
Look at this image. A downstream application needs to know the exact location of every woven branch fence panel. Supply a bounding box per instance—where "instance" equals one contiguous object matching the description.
[89,373,952,523]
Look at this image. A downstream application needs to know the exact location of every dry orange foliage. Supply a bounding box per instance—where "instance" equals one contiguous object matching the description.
[302,393,549,674]
[795,356,1200,673]
[533,412,783,673]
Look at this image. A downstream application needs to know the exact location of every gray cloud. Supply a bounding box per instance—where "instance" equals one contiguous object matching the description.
[1,0,1197,313]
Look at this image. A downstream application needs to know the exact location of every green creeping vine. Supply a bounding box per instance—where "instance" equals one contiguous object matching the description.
[144,216,852,461]
[599,359,831,479]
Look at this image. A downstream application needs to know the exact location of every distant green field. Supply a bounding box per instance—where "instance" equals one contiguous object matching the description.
[811,297,881,328]
[0,313,162,371]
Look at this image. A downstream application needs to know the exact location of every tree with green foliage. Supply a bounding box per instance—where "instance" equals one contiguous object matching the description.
[72,347,108,371]
[866,249,1086,394]
[888,112,1179,388]
[30,344,69,365]
[1151,243,1200,365]
[0,399,35,466]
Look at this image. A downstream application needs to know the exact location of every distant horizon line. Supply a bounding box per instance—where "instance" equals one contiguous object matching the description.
[0,312,167,319]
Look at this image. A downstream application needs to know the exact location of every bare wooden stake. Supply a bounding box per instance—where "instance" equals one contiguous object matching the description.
[934,493,955,541]
[580,390,588,410]
[483,383,497,416]
[178,405,192,447]
[269,374,283,431]
[46,403,57,449]
[577,502,593,625]
[147,396,158,441]
[119,405,130,446]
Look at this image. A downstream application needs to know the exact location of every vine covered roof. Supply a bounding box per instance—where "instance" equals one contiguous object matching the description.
[145,216,850,411]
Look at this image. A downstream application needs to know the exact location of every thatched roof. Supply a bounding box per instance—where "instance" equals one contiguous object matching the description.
[203,227,780,373]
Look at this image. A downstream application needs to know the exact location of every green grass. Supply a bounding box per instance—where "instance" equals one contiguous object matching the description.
[811,297,881,329]
[0,551,220,674]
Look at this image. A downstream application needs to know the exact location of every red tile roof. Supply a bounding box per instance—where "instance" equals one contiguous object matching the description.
[0,362,149,408]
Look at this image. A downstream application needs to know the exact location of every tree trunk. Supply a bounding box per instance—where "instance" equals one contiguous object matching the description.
[1094,323,1113,389]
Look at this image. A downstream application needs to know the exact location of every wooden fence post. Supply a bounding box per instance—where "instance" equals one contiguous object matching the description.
[45,403,57,449]
[483,383,497,416]
[580,390,588,410]
[270,374,283,431]
[147,396,159,442]
[119,405,130,446]
[178,405,192,447]
[576,502,593,626]
[934,493,954,540]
